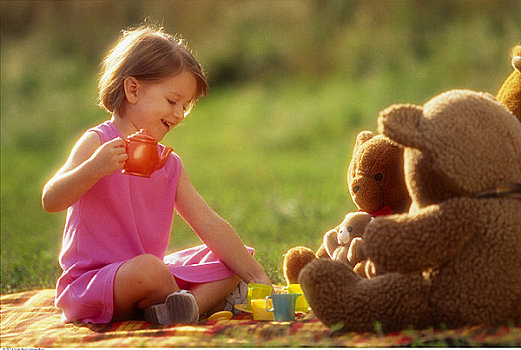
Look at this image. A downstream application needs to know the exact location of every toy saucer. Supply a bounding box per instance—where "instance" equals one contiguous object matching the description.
[234,304,252,313]
[208,311,233,320]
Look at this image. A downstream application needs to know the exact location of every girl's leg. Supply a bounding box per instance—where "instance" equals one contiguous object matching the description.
[190,275,241,315]
[112,254,179,321]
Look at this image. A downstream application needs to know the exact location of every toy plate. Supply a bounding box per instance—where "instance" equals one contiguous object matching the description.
[208,310,233,320]
[234,304,252,313]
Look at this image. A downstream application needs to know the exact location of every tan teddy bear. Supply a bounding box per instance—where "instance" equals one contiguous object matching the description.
[322,212,372,270]
[283,212,372,283]
[299,89,521,332]
[283,132,411,284]
[497,44,521,122]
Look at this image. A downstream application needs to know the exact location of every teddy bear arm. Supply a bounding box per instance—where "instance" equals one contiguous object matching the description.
[365,197,481,273]
[283,246,318,284]
[347,237,366,265]
[316,244,329,259]
[331,246,349,263]
[323,229,341,258]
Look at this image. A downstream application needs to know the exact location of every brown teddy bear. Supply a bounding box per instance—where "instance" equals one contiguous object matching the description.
[497,45,521,122]
[282,131,411,284]
[299,89,521,332]
[347,131,411,216]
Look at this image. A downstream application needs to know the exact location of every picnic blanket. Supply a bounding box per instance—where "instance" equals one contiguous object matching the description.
[2,289,521,347]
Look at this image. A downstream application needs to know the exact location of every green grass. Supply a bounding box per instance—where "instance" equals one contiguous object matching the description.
[0,68,508,293]
[2,1,520,294]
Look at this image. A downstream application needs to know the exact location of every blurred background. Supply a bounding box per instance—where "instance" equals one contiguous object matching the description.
[1,0,520,293]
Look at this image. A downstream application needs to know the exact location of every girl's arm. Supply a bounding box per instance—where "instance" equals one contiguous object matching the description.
[175,167,272,286]
[42,132,127,212]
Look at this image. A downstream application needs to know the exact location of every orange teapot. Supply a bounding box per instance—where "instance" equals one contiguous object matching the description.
[122,129,173,178]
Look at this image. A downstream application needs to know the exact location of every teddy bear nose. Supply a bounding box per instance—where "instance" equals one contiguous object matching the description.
[353,185,360,193]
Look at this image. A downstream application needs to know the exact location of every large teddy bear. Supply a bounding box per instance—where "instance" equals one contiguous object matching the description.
[283,131,411,284]
[299,89,521,332]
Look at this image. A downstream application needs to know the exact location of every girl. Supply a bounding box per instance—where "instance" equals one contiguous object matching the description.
[42,25,272,325]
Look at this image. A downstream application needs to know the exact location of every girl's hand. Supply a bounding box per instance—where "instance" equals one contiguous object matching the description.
[88,137,128,179]
[251,274,273,290]
[43,133,128,212]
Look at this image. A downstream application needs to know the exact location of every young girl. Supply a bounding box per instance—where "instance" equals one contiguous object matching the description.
[42,25,272,325]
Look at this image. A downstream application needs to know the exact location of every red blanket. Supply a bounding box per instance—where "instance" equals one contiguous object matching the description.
[1,289,520,347]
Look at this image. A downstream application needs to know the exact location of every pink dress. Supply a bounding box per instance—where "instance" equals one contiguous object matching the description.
[55,121,253,323]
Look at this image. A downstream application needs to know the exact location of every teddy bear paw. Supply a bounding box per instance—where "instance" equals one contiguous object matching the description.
[283,246,317,284]
[298,259,362,328]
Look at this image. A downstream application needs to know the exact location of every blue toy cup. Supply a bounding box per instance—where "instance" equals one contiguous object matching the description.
[265,293,301,321]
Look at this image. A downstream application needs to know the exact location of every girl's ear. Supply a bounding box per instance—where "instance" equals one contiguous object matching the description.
[123,76,140,104]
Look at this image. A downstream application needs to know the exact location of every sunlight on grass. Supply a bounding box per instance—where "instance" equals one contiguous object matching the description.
[2,1,520,292]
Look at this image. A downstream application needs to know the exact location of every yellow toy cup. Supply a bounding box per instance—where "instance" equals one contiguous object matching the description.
[247,283,272,309]
[282,284,309,312]
[251,298,273,321]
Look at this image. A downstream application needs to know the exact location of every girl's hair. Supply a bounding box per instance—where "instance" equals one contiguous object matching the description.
[98,25,209,116]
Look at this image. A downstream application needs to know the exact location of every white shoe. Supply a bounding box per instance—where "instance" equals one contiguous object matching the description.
[224,281,248,315]
[144,290,199,325]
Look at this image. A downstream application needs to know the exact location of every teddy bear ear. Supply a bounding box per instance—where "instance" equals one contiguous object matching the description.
[354,130,373,149]
[512,56,521,72]
[377,104,424,150]
[351,130,373,157]
[510,45,521,71]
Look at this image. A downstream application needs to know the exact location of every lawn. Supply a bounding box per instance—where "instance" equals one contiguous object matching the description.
[1,0,520,294]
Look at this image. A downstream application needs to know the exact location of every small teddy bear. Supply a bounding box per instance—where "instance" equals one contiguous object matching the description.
[497,44,521,122]
[323,212,372,262]
[318,211,389,278]
[282,131,411,284]
[300,89,521,332]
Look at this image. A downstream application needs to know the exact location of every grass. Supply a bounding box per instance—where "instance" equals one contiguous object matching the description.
[1,75,368,292]
[0,67,509,293]
[2,1,520,294]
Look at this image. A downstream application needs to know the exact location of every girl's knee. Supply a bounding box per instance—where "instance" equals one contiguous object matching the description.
[113,254,177,317]
[124,254,176,291]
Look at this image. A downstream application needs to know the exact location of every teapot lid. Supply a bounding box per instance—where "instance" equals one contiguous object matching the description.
[127,129,156,143]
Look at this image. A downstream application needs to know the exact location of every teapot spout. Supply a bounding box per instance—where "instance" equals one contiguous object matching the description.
[156,146,173,170]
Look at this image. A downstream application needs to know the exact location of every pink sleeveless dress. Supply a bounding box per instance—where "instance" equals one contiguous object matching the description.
[55,121,253,323]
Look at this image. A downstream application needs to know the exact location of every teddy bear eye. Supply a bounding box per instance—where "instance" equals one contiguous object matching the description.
[348,226,353,232]
[374,173,383,181]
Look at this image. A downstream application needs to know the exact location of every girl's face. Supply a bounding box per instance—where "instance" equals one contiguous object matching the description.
[125,70,198,141]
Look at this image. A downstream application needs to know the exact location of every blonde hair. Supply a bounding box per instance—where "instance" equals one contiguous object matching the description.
[98,25,209,116]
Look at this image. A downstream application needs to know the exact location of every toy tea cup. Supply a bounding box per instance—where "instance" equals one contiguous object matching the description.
[247,283,273,310]
[251,298,273,321]
[122,129,173,178]
[282,284,309,312]
[265,293,301,322]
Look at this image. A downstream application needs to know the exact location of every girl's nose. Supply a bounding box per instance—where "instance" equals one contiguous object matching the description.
[173,105,184,118]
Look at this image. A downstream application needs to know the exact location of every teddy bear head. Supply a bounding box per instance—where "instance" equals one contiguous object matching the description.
[377,89,521,210]
[497,45,521,123]
[347,131,411,215]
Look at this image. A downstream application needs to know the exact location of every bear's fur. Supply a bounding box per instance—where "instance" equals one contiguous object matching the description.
[282,132,410,284]
[299,89,521,332]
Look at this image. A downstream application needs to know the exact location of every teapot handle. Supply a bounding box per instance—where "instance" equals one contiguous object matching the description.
[156,146,173,170]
